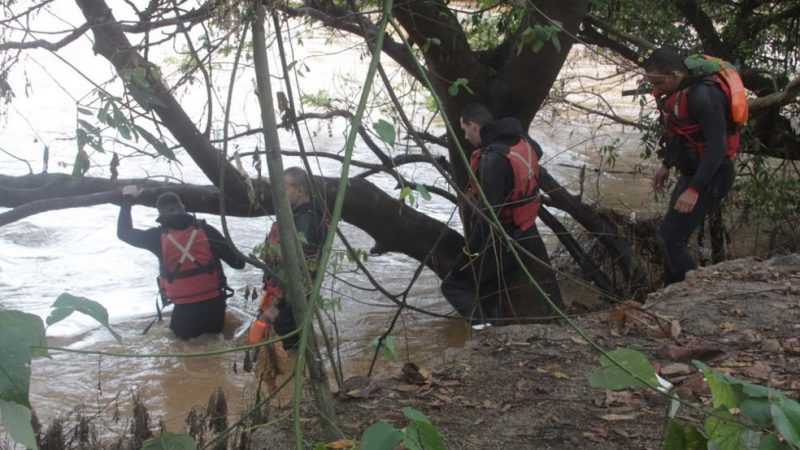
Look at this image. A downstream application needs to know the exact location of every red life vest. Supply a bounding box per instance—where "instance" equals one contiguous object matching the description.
[268,222,280,244]
[469,139,540,232]
[656,75,741,165]
[158,224,225,305]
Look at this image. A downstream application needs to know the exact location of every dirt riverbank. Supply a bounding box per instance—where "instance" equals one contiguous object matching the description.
[250,254,800,449]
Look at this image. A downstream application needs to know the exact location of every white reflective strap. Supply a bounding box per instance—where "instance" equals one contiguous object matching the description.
[166,228,198,264]
[508,148,535,177]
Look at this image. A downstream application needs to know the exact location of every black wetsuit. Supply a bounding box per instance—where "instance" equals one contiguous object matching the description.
[441,118,560,323]
[657,80,736,285]
[265,201,327,349]
[117,199,245,339]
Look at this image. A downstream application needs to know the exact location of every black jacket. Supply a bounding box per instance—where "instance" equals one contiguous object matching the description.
[117,199,245,270]
[661,79,731,191]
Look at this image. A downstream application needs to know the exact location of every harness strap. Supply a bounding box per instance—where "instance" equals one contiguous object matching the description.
[503,192,540,208]
[164,262,219,280]
[507,149,536,178]
[166,228,198,264]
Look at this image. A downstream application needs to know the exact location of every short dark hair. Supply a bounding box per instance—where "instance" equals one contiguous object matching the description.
[284,166,311,193]
[156,192,184,215]
[643,47,686,75]
[460,103,493,126]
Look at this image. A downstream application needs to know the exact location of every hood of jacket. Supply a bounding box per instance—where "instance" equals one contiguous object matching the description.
[156,212,195,229]
[479,117,524,149]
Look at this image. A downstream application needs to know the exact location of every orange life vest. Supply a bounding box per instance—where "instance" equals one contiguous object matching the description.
[654,56,748,168]
[656,76,741,165]
[158,223,225,305]
[469,138,540,232]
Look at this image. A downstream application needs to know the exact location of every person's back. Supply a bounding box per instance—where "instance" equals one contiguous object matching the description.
[443,104,555,325]
[472,116,541,232]
[117,188,244,339]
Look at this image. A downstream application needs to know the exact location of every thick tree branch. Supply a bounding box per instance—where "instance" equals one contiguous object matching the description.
[668,0,729,60]
[749,75,800,113]
[0,173,463,277]
[73,0,251,208]
[579,15,652,61]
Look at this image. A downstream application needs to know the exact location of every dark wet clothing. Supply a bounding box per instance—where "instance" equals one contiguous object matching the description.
[656,79,737,285]
[441,118,555,323]
[659,80,732,190]
[265,201,327,349]
[659,161,734,284]
[117,199,244,339]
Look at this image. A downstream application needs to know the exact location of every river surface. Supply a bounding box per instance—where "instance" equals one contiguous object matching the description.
[0,11,660,434]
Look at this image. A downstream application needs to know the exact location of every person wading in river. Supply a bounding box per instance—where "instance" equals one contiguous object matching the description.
[248,167,327,350]
[117,187,245,339]
[441,103,563,328]
[645,47,742,285]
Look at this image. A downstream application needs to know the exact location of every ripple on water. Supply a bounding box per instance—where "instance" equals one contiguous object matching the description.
[0,222,54,247]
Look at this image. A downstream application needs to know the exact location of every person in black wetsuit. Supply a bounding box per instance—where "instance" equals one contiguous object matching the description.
[254,167,327,349]
[645,48,738,285]
[441,103,563,327]
[117,187,245,339]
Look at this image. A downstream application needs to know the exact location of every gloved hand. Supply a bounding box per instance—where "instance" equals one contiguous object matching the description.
[122,185,141,198]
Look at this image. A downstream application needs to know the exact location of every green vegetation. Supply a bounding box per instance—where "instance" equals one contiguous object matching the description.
[590,347,800,449]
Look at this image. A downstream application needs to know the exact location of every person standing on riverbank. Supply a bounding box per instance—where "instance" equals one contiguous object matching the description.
[117,187,245,339]
[250,167,328,350]
[645,47,740,285]
[441,103,559,327]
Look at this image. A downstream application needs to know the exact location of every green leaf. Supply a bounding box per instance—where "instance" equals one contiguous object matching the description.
[399,186,415,206]
[550,34,561,53]
[77,119,101,136]
[366,336,397,361]
[97,106,112,125]
[705,407,749,450]
[0,310,47,358]
[447,85,458,96]
[771,394,800,446]
[588,347,658,390]
[704,368,744,409]
[77,107,92,116]
[134,125,177,161]
[759,433,792,450]
[403,420,446,450]
[361,422,402,450]
[0,400,38,450]
[118,125,131,140]
[141,432,197,450]
[741,398,772,428]
[373,119,396,147]
[401,407,431,424]
[665,419,707,450]
[48,293,122,343]
[697,362,772,401]
[112,105,129,128]
[415,184,431,201]
[453,78,473,95]
[0,312,40,406]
